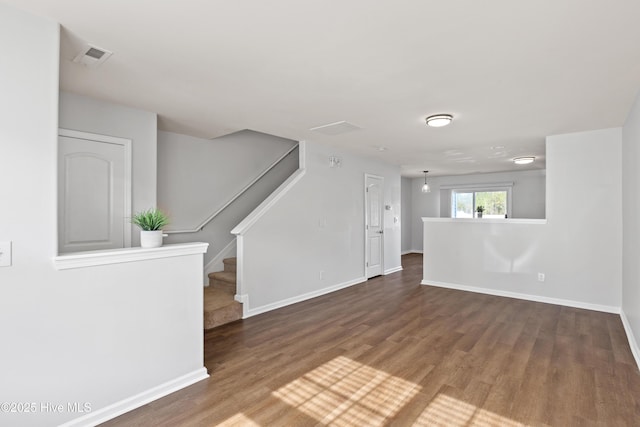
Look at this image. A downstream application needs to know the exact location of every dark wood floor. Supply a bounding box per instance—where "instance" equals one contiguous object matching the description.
[104,253,640,426]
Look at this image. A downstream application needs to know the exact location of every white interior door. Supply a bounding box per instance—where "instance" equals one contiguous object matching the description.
[58,129,131,253]
[365,174,384,278]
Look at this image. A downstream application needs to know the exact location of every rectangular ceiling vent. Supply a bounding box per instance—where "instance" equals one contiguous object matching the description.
[310,121,362,136]
[73,44,113,67]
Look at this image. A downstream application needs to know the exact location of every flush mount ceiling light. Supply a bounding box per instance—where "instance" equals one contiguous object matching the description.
[425,114,453,128]
[421,171,431,193]
[513,156,535,165]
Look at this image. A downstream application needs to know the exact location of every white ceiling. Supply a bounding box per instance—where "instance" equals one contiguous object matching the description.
[8,0,640,177]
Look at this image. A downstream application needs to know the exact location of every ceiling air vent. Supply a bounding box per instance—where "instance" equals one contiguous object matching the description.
[73,45,112,67]
[310,121,362,136]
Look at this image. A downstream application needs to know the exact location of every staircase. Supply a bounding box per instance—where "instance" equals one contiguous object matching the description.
[203,257,242,329]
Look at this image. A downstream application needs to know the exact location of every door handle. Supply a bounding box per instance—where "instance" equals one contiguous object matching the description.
[378,230,384,234]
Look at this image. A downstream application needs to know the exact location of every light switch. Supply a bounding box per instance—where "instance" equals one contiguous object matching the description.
[0,241,12,267]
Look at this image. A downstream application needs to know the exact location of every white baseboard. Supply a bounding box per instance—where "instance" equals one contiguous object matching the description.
[421,280,620,314]
[203,239,237,285]
[235,293,249,318]
[620,310,640,371]
[402,250,423,255]
[60,368,209,427]
[244,277,367,318]
[384,266,403,275]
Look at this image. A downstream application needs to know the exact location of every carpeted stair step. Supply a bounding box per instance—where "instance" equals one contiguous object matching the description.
[223,257,237,273]
[203,287,242,330]
[208,271,236,294]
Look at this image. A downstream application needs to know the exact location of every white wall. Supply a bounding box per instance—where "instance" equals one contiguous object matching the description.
[408,169,546,252]
[159,130,298,266]
[158,130,296,230]
[59,91,157,247]
[437,170,546,219]
[401,177,413,253]
[239,141,401,315]
[423,128,622,310]
[410,177,441,251]
[622,90,640,359]
[0,5,205,426]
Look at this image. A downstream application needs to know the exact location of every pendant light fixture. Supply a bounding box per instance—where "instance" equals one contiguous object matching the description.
[421,171,431,193]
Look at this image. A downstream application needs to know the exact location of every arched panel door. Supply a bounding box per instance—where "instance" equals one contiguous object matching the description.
[58,130,131,253]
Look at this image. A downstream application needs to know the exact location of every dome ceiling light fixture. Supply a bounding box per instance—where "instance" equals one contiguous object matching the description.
[513,156,535,165]
[421,171,431,193]
[425,114,453,128]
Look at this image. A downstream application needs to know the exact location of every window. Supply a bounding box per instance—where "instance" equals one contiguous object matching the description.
[449,184,512,218]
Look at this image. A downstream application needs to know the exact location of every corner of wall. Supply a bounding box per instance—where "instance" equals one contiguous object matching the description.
[620,310,640,371]
[236,140,401,316]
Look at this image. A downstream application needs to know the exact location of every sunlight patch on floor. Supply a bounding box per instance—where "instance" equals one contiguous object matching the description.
[414,393,526,427]
[216,412,261,426]
[272,355,421,426]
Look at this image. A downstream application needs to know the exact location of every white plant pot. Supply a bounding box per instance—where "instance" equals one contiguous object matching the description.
[140,230,164,248]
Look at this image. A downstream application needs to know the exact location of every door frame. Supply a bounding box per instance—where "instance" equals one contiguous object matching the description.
[58,128,133,251]
[364,173,384,278]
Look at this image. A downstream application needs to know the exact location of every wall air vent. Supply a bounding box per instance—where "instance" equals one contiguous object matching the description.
[73,45,112,67]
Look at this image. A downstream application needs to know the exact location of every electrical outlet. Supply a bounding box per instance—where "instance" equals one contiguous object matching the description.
[0,241,12,267]
[319,270,324,280]
[538,272,545,282]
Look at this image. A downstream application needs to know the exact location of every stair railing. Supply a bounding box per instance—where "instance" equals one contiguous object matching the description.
[165,143,299,234]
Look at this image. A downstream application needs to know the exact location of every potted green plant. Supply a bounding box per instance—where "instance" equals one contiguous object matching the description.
[476,205,485,218]
[131,208,169,248]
